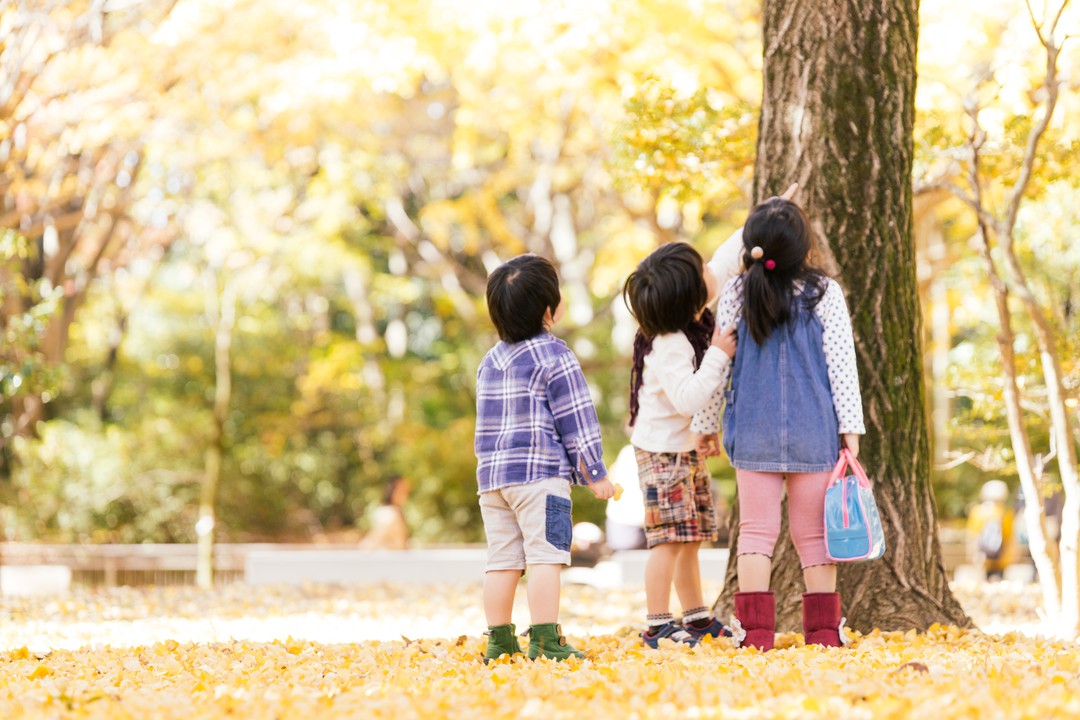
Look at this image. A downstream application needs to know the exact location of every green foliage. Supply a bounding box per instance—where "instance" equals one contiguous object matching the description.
[0,232,63,454]
[8,412,201,542]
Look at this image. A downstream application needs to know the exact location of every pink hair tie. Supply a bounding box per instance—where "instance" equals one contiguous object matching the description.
[764,259,777,271]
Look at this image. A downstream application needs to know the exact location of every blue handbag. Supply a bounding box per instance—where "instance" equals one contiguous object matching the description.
[824,449,886,562]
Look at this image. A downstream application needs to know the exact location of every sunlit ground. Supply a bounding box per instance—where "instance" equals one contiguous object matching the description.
[1,580,1077,719]
[0,579,1048,652]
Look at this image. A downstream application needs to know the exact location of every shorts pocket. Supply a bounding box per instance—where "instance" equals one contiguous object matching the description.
[656,472,695,526]
[545,495,573,551]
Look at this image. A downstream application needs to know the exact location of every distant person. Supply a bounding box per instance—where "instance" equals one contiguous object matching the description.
[1043,490,1064,550]
[570,521,606,567]
[692,197,865,650]
[359,476,411,550]
[474,254,614,663]
[605,445,647,551]
[967,480,1015,581]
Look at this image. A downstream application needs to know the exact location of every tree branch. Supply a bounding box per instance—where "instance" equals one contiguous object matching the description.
[1025,0,1049,46]
[1001,44,1061,234]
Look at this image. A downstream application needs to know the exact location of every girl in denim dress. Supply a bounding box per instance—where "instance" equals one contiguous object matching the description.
[692,198,865,650]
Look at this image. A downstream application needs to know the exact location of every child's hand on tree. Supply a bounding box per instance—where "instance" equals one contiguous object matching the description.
[841,434,860,458]
[712,325,738,358]
[590,478,616,500]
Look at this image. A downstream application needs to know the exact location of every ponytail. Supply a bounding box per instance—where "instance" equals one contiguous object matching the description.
[741,198,827,345]
[742,262,790,345]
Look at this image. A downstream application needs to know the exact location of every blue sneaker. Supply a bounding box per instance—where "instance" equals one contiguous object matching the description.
[682,616,732,641]
[642,621,698,648]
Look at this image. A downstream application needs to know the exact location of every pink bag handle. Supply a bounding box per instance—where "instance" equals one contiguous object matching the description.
[828,448,871,487]
[843,448,871,488]
[828,448,871,530]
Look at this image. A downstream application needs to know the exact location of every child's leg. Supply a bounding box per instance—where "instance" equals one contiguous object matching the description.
[672,541,704,611]
[504,478,584,660]
[674,456,720,614]
[645,542,681,615]
[525,564,561,624]
[802,564,837,593]
[735,469,785,591]
[786,470,836,591]
[479,489,527,626]
[788,471,843,647]
[484,570,521,626]
[501,477,572,625]
[737,554,774,592]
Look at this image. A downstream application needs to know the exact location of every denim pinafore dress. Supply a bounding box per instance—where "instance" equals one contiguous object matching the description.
[722,291,838,473]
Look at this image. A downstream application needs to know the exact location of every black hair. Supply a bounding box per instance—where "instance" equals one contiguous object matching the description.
[622,242,713,426]
[485,254,561,343]
[740,197,828,345]
[622,242,709,339]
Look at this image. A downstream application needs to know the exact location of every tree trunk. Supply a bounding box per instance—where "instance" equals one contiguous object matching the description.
[913,195,952,467]
[973,218,1061,625]
[715,0,970,631]
[998,221,1080,635]
[197,273,236,589]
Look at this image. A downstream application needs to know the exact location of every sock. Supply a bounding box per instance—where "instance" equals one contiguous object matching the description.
[682,606,711,627]
[646,612,673,634]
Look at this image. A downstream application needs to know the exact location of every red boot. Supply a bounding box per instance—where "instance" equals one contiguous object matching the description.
[733,591,775,651]
[802,592,844,647]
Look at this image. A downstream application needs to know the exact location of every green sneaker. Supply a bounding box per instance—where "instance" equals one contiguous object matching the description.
[525,623,586,661]
[483,624,524,663]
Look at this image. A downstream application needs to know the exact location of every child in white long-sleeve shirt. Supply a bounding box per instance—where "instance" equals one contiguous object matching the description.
[623,241,735,647]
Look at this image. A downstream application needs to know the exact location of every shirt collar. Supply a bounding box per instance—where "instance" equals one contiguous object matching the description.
[490,332,562,369]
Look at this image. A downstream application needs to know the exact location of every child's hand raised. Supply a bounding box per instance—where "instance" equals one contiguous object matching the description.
[712,325,738,358]
[589,478,616,500]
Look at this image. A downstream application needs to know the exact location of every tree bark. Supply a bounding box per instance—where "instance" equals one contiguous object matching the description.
[715,0,970,631]
[197,272,236,589]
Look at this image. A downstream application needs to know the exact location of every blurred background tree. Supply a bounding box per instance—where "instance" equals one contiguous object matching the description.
[0,0,1076,564]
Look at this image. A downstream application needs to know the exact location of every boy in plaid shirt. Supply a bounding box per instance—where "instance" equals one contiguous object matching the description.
[475,254,615,662]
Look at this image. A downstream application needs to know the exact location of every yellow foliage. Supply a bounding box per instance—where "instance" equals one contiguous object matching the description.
[0,583,1077,718]
[1,626,1079,718]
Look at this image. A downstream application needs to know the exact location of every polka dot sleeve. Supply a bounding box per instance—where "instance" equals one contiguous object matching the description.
[816,279,866,435]
[690,276,743,435]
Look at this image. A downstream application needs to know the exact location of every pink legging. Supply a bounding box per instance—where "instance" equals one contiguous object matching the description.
[736,469,833,569]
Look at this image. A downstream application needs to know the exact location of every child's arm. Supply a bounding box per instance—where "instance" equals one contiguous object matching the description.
[818,280,866,437]
[705,184,799,301]
[691,278,742,435]
[654,333,731,417]
[546,350,611,492]
[705,226,744,300]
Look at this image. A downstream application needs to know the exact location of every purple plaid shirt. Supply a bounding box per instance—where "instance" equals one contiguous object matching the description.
[475,333,608,494]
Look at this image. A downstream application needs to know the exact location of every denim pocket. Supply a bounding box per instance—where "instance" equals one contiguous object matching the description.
[545,495,573,551]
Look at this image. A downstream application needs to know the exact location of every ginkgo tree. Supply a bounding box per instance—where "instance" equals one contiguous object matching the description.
[0,0,177,459]
[916,0,1080,637]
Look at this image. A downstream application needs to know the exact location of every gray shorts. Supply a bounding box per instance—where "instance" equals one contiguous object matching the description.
[480,477,573,571]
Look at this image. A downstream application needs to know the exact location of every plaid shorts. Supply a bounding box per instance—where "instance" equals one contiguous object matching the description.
[635,448,718,548]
